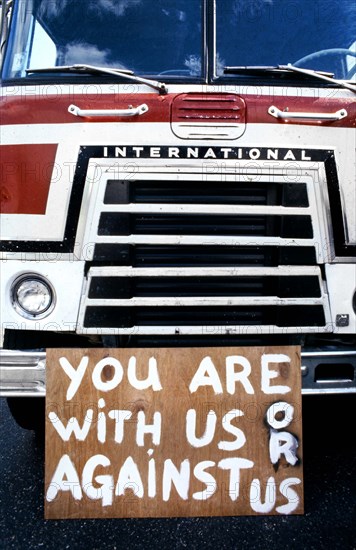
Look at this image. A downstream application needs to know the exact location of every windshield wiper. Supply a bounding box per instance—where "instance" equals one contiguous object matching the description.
[26,64,168,94]
[224,64,356,94]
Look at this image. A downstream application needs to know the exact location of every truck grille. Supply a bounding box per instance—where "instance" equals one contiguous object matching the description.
[78,167,331,335]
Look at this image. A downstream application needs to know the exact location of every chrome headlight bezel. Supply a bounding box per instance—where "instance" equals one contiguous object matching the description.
[11,274,56,319]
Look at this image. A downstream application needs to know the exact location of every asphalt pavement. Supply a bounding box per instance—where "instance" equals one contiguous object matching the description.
[1,395,355,550]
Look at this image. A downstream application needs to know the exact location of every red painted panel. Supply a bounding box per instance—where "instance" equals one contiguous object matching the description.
[0,144,58,214]
[0,92,355,127]
[244,95,356,127]
[0,93,171,125]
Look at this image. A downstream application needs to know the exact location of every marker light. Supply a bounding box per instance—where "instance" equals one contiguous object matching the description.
[12,275,55,319]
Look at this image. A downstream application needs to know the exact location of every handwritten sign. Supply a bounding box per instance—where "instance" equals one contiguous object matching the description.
[45,347,303,519]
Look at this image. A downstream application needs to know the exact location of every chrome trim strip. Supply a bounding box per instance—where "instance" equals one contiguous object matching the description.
[1,349,354,396]
[268,105,348,121]
[94,235,318,246]
[99,204,310,215]
[302,351,356,357]
[68,103,149,117]
[0,350,46,397]
[76,325,333,335]
[87,266,321,277]
[85,297,326,307]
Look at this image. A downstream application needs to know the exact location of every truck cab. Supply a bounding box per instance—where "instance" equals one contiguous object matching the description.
[1,0,355,429]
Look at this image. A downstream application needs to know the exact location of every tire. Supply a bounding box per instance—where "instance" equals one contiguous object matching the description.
[7,397,45,432]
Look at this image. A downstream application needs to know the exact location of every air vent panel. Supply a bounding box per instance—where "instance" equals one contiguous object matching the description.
[171,93,246,139]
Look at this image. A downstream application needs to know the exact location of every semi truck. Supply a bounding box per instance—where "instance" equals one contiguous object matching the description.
[1,0,355,430]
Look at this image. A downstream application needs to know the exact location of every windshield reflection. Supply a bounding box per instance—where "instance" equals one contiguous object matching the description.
[3,0,203,79]
[2,0,356,82]
[216,0,356,80]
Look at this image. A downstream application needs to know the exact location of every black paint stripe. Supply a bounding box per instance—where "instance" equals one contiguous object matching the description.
[1,147,354,256]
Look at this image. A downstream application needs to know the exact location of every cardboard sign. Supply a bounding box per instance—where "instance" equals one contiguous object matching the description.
[45,347,303,519]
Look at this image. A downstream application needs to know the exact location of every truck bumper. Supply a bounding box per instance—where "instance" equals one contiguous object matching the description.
[0,348,355,397]
[0,350,46,397]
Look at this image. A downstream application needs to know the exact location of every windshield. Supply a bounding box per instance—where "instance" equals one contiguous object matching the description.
[2,0,355,82]
[2,0,203,79]
[216,0,356,80]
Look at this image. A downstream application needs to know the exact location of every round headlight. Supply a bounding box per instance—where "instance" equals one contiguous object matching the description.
[12,275,55,319]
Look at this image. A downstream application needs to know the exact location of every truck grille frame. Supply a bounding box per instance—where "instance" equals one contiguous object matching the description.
[77,159,333,335]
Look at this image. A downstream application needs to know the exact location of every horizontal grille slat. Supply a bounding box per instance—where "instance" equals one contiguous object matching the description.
[88,275,321,299]
[93,244,317,265]
[83,305,326,329]
[98,213,313,238]
[104,180,309,207]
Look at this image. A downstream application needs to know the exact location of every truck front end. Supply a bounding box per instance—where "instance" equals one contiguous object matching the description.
[1,0,355,428]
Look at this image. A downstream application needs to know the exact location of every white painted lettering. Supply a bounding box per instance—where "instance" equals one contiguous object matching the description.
[204,148,217,159]
[59,355,89,401]
[301,150,311,161]
[226,355,254,395]
[115,146,127,157]
[132,146,144,157]
[218,409,246,451]
[162,459,190,501]
[97,398,106,443]
[185,409,217,448]
[249,148,261,160]
[82,454,114,507]
[148,450,156,498]
[269,429,299,466]
[127,356,162,391]
[249,477,276,513]
[276,477,301,514]
[168,147,180,158]
[108,409,132,443]
[284,150,296,160]
[267,149,279,160]
[92,357,124,392]
[150,147,161,157]
[48,409,94,441]
[193,461,217,500]
[221,148,233,158]
[46,454,82,502]
[266,401,294,430]
[115,456,144,498]
[136,411,162,447]
[189,356,223,394]
[187,147,199,158]
[218,457,254,501]
[261,354,291,394]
